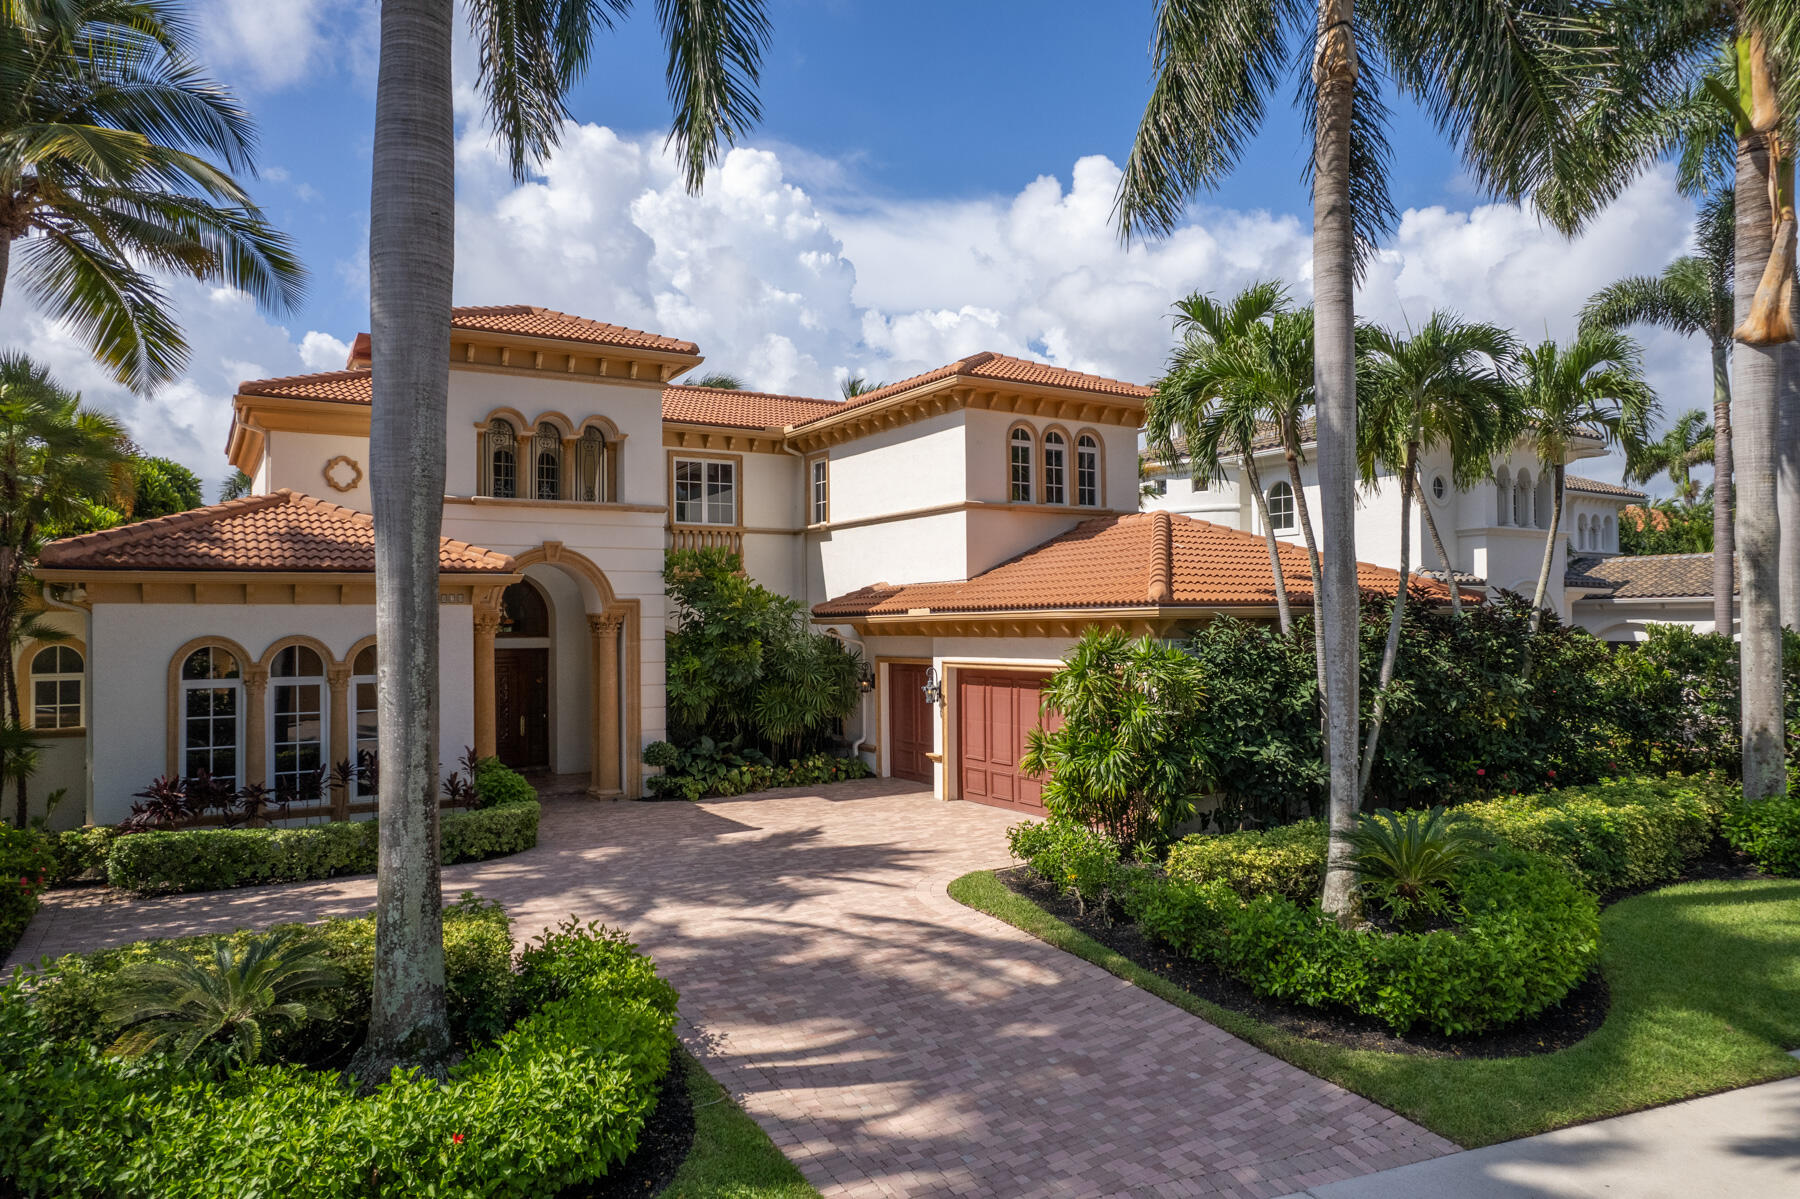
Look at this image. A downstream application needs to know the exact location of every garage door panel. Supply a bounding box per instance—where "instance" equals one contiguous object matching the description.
[957,671,1056,814]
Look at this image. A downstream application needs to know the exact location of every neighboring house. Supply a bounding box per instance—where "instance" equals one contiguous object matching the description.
[1566,552,1740,641]
[25,304,1440,826]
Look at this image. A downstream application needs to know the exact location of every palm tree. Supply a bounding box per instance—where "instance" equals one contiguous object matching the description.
[0,0,306,393]
[1581,196,1735,634]
[1147,282,1296,633]
[841,374,885,399]
[1623,408,1713,502]
[1355,313,1514,795]
[1509,330,1658,633]
[1115,0,1581,918]
[218,470,252,503]
[359,0,770,1077]
[0,354,129,827]
[689,371,746,389]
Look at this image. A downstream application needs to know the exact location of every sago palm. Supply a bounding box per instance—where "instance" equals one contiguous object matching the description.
[1116,0,1587,918]
[363,0,770,1074]
[1355,312,1514,796]
[1509,329,1659,632]
[0,0,306,392]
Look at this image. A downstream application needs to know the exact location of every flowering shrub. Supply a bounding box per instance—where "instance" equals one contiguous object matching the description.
[1006,818,1124,916]
[0,826,55,958]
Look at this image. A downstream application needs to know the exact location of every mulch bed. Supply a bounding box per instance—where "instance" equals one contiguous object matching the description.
[997,865,1609,1059]
[558,1047,695,1197]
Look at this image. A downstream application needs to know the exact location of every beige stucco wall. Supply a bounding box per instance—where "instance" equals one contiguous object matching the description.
[17,606,90,831]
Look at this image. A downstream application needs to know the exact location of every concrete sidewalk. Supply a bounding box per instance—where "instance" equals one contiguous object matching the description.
[1278,1067,1800,1199]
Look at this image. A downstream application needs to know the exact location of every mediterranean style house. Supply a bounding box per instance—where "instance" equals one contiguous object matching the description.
[17,304,1708,831]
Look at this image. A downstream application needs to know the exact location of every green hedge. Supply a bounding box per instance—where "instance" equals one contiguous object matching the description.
[104,764,539,896]
[643,741,872,801]
[0,826,56,960]
[1165,820,1327,903]
[0,903,679,1197]
[1723,793,1800,876]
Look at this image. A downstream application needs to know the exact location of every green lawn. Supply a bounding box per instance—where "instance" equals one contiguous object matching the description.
[660,1049,822,1198]
[949,870,1800,1148]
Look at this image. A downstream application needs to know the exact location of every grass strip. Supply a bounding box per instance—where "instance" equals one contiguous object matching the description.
[948,869,1800,1147]
[660,1048,822,1198]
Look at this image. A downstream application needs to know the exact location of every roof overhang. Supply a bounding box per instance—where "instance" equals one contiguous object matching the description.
[37,568,520,607]
[784,378,1145,452]
[814,604,1270,639]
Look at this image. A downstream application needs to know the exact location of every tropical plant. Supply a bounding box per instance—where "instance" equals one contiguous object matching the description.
[0,0,306,393]
[1346,805,1487,928]
[218,470,252,502]
[1508,329,1658,632]
[124,455,204,521]
[1115,0,1583,918]
[687,371,746,389]
[102,928,343,1070]
[1355,312,1515,795]
[360,0,770,1077]
[1021,629,1213,850]
[1619,499,1714,555]
[840,374,884,398]
[0,355,129,826]
[1621,408,1713,502]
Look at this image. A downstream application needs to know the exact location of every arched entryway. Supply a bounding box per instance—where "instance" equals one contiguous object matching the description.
[473,542,640,797]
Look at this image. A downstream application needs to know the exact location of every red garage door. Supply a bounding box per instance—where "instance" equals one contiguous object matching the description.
[957,671,1059,813]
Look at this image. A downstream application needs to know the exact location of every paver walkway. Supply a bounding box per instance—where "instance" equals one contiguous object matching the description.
[9,780,1453,1198]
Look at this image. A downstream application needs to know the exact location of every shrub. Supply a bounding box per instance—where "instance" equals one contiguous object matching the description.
[472,758,534,809]
[1020,630,1213,848]
[1722,793,1800,876]
[1007,818,1123,914]
[0,906,678,1198]
[1165,821,1326,904]
[1348,806,1488,928]
[0,825,54,958]
[46,825,121,884]
[643,740,871,800]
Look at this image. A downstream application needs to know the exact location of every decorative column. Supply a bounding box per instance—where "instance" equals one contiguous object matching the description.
[243,664,269,787]
[326,662,351,818]
[588,610,626,797]
[561,437,578,500]
[473,607,501,759]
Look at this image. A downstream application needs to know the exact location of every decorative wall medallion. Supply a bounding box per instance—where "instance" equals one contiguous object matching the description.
[323,455,363,493]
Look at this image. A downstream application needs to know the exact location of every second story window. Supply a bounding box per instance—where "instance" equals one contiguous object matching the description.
[810,456,829,524]
[1076,434,1100,506]
[534,423,562,500]
[1009,427,1034,502]
[1043,431,1067,505]
[577,427,608,502]
[1267,481,1297,533]
[674,457,736,525]
[485,419,517,498]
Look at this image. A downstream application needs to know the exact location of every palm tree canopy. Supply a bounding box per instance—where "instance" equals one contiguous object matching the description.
[1357,311,1516,490]
[688,371,746,389]
[1624,406,1714,493]
[840,374,885,398]
[0,352,130,544]
[0,0,307,393]
[1580,255,1733,345]
[1510,328,1660,467]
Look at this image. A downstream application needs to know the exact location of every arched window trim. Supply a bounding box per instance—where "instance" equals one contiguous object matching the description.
[20,639,86,731]
[532,422,563,501]
[1577,513,1590,550]
[1604,514,1616,550]
[260,636,333,799]
[1008,423,1036,503]
[1267,481,1298,533]
[482,416,520,499]
[1074,429,1104,507]
[1533,472,1553,530]
[1495,469,1512,526]
[346,635,378,799]
[168,638,251,788]
[1041,425,1071,506]
[1514,469,1533,528]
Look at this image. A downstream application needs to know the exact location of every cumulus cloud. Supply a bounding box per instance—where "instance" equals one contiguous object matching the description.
[195,0,377,92]
[299,330,352,371]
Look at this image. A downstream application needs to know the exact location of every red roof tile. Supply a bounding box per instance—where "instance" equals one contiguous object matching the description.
[39,490,514,574]
[662,385,843,430]
[449,305,698,354]
[238,369,373,404]
[799,352,1151,426]
[813,512,1466,618]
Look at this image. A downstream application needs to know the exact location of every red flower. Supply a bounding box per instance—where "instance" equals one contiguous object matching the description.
[1547,769,1557,778]
[452,1133,465,1145]
[1476,768,1485,777]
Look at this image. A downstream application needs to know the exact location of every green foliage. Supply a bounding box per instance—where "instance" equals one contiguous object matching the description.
[1166,821,1326,904]
[1021,630,1213,848]
[102,929,342,1070]
[470,758,534,810]
[125,456,205,522]
[0,824,54,957]
[1006,818,1124,915]
[0,905,677,1197]
[663,548,862,759]
[643,740,871,801]
[1721,793,1800,877]
[45,824,121,883]
[1348,807,1488,927]
[1619,501,1712,555]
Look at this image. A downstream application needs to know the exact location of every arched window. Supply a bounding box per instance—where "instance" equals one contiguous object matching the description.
[1514,469,1532,527]
[485,419,517,499]
[1009,427,1034,502]
[1043,431,1067,505]
[351,644,378,798]
[576,426,607,503]
[1534,473,1553,530]
[1577,513,1590,549]
[181,646,242,787]
[1495,470,1511,525]
[498,580,550,638]
[1267,481,1297,533]
[1076,435,1100,506]
[533,422,562,501]
[1604,515,1616,550]
[29,645,82,730]
[269,644,327,799]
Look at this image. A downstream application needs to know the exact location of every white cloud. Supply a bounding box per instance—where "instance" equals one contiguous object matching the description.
[195,0,377,93]
[299,330,352,371]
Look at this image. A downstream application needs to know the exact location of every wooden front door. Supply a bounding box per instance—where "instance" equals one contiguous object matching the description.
[957,671,1058,813]
[887,662,934,784]
[494,647,549,771]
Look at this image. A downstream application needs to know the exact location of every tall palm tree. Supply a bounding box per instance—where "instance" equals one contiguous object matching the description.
[1581,195,1735,634]
[1147,282,1296,633]
[0,0,306,393]
[1623,408,1713,501]
[0,354,128,827]
[1510,330,1658,633]
[689,371,746,389]
[1355,313,1514,795]
[359,0,770,1077]
[1116,0,1582,917]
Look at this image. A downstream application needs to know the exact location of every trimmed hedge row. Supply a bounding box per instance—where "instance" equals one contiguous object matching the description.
[0,902,680,1198]
[0,827,57,960]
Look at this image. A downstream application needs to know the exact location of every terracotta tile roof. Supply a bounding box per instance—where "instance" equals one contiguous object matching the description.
[800,352,1151,425]
[1566,552,1733,598]
[38,490,514,575]
[238,369,374,404]
[449,305,698,354]
[1565,475,1648,500]
[813,511,1466,618]
[662,385,842,430]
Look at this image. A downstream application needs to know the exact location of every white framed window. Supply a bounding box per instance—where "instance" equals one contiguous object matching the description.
[269,645,327,798]
[1267,481,1297,533]
[1009,427,1034,502]
[533,422,562,501]
[180,646,242,787]
[351,644,378,798]
[1076,435,1100,506]
[674,457,737,525]
[1431,474,1447,501]
[810,456,829,524]
[30,645,82,730]
[1043,431,1067,505]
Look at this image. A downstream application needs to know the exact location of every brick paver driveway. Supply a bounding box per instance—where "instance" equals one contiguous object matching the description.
[9,780,1453,1198]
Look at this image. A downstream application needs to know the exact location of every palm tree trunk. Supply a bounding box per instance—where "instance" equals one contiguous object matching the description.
[1777,338,1797,628]
[1358,442,1414,800]
[1243,452,1293,633]
[1713,340,1738,635]
[1313,0,1360,922]
[1284,443,1328,702]
[1416,476,1462,617]
[1734,121,1787,801]
[355,0,454,1081]
[1529,463,1564,633]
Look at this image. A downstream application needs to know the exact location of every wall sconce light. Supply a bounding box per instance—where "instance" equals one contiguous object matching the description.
[857,662,876,694]
[921,665,943,707]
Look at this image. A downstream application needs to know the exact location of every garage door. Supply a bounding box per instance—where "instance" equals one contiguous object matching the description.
[957,671,1058,813]
[888,662,934,784]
